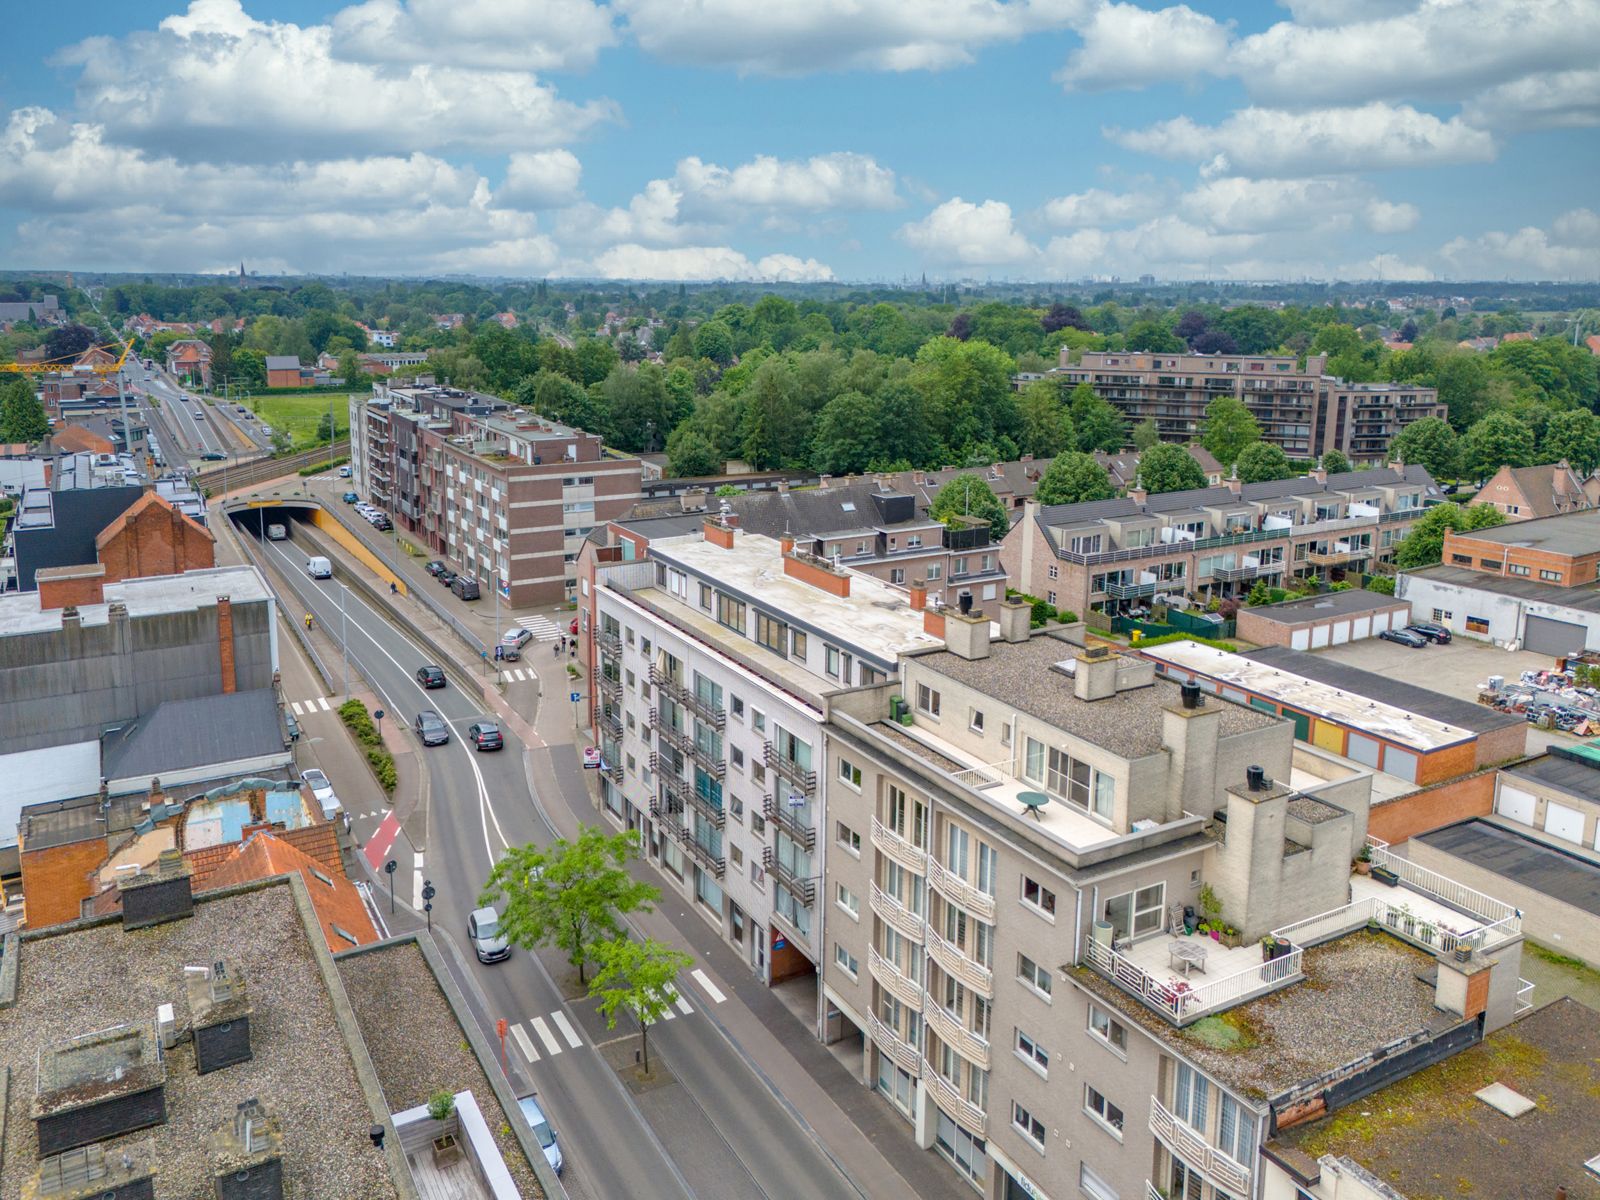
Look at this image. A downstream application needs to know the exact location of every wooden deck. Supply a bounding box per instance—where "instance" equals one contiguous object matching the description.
[407,1150,489,1200]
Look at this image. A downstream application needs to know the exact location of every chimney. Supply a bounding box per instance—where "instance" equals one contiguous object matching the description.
[208,1098,284,1200]
[119,848,193,929]
[37,562,107,610]
[1162,685,1221,822]
[1310,457,1328,484]
[679,487,707,512]
[187,959,254,1074]
[818,474,832,489]
[1180,681,1203,709]
[702,516,735,550]
[780,531,796,556]
[998,598,1030,642]
[908,580,928,610]
[777,480,789,494]
[923,607,946,639]
[782,545,851,597]
[1246,764,1268,791]
[1074,646,1120,701]
[943,607,991,660]
[1129,479,1148,506]
[1225,468,1242,496]
[216,595,237,695]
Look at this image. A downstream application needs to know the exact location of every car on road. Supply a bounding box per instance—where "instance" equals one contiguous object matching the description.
[200,451,226,461]
[372,516,392,531]
[425,560,447,577]
[342,492,359,504]
[437,568,457,587]
[266,523,287,541]
[1378,627,1428,648]
[414,709,450,746]
[500,627,533,651]
[299,767,340,819]
[451,575,479,601]
[1405,622,1452,644]
[260,425,273,436]
[467,721,504,751]
[415,664,446,689]
[467,905,511,964]
[516,1093,563,1175]
[338,465,352,477]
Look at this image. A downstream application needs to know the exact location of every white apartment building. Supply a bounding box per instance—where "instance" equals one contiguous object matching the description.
[591,514,944,989]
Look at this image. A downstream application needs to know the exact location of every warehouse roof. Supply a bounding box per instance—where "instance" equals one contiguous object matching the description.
[1240,589,1408,626]
[1446,508,1600,557]
[1401,563,1600,613]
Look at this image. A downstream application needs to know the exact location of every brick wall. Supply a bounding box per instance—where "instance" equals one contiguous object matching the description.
[1417,738,1480,786]
[36,564,106,609]
[97,498,214,583]
[19,837,109,927]
[1367,767,1499,845]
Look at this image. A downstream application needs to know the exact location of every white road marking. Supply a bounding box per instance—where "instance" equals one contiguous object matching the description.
[531,1016,563,1056]
[515,615,562,641]
[691,968,727,1004]
[511,1022,538,1063]
[669,986,693,1015]
[412,862,424,910]
[552,1011,583,1048]
[317,696,332,711]
[290,702,304,716]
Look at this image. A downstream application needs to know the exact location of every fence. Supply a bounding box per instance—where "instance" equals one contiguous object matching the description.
[1084,937,1301,1024]
[194,440,351,493]
[1365,837,1520,931]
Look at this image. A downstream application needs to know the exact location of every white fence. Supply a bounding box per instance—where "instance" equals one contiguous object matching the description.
[1367,838,1521,932]
[1085,937,1301,1023]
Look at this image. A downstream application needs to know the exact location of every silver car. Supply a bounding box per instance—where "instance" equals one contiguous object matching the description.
[300,767,340,818]
[468,905,510,963]
[517,1094,563,1175]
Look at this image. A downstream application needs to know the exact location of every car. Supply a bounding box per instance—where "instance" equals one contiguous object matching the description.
[451,575,480,601]
[414,709,450,746]
[437,569,457,587]
[260,425,273,436]
[516,1094,563,1176]
[1405,622,1452,644]
[1378,627,1428,648]
[424,560,447,577]
[300,767,340,819]
[467,721,504,751]
[372,517,392,532]
[200,451,226,461]
[500,627,533,650]
[338,465,352,478]
[416,664,446,689]
[467,905,511,964]
[356,503,377,517]
[342,491,359,504]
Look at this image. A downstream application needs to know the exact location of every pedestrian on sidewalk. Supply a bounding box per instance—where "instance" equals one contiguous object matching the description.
[553,639,561,659]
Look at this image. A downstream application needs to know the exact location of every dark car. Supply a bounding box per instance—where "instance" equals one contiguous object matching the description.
[342,491,359,504]
[437,569,457,587]
[200,451,226,461]
[1378,627,1427,648]
[416,665,446,689]
[1405,622,1452,644]
[468,721,504,751]
[451,575,480,601]
[425,560,447,577]
[414,709,450,746]
[372,516,393,532]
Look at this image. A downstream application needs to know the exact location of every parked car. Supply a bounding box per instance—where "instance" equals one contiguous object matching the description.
[516,1094,563,1175]
[451,575,480,601]
[338,465,352,477]
[498,626,532,661]
[1405,622,1452,644]
[437,569,457,587]
[416,664,446,689]
[372,516,392,531]
[468,905,510,964]
[341,491,359,504]
[424,560,447,577]
[200,451,226,461]
[414,709,450,746]
[1378,627,1428,648]
[467,721,504,751]
[300,767,340,819]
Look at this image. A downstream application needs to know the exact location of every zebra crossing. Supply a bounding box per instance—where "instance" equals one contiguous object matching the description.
[508,984,706,1063]
[288,696,336,716]
[498,667,534,682]
[515,614,564,642]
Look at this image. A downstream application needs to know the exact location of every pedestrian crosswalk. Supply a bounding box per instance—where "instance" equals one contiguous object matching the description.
[508,985,702,1064]
[515,614,563,642]
[288,696,335,716]
[499,667,532,682]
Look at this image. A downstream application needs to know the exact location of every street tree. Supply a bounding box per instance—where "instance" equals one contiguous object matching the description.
[1234,441,1296,484]
[480,827,659,986]
[336,349,363,388]
[1137,443,1208,494]
[1068,384,1125,453]
[1034,451,1113,506]
[1200,396,1261,468]
[1540,408,1600,475]
[1319,449,1352,475]
[929,472,1009,540]
[1393,501,1507,569]
[1387,417,1460,481]
[1131,418,1161,451]
[588,937,694,1077]
[0,378,48,443]
[1464,411,1536,481]
[665,427,722,477]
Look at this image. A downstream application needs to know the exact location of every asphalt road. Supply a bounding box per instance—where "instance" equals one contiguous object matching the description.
[243,513,861,1200]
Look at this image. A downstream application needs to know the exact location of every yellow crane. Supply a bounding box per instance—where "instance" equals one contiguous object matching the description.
[2,339,132,376]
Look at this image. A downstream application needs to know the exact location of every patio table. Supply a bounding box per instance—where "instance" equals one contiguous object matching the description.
[1168,939,1208,976]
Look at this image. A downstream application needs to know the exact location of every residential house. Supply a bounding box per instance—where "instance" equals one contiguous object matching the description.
[1469,460,1593,521]
[0,295,62,326]
[265,354,305,388]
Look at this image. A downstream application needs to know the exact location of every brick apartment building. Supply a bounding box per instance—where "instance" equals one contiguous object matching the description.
[352,382,642,605]
[1004,462,1442,618]
[1048,350,1445,462]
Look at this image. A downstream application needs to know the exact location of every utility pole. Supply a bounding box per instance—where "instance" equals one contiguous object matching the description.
[340,583,350,699]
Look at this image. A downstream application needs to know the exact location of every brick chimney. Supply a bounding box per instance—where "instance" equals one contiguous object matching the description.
[908,580,928,610]
[37,562,106,610]
[187,959,254,1075]
[1225,467,1243,495]
[1129,479,1148,506]
[119,848,193,929]
[779,532,796,556]
[1310,457,1329,484]
[782,546,850,597]
[217,595,237,695]
[703,517,735,549]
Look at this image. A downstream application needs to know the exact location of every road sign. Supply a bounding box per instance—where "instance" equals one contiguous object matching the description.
[582,746,602,769]
[570,691,581,703]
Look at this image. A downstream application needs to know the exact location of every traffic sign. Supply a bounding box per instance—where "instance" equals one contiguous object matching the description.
[570,691,581,703]
[582,746,602,769]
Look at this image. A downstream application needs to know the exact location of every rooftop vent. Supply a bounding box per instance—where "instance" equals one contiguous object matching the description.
[185,959,254,1075]
[1246,764,1269,791]
[30,1140,156,1200]
[1180,681,1203,710]
[209,1098,284,1200]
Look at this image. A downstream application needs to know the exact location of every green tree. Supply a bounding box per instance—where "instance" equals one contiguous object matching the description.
[479,827,659,986]
[1388,417,1460,481]
[588,937,693,1076]
[1067,384,1125,453]
[336,349,363,387]
[1015,380,1073,458]
[1464,411,1536,481]
[0,379,48,443]
[692,320,736,366]
[1540,408,1600,475]
[1319,449,1352,475]
[1034,451,1113,506]
[603,363,687,453]
[232,347,267,389]
[665,427,722,477]
[315,410,337,443]
[1365,575,1396,595]
[1137,443,1208,494]
[1246,579,1274,606]
[1200,396,1261,468]
[929,473,1009,540]
[1123,320,1185,353]
[910,337,1018,454]
[573,337,619,387]
[811,390,882,475]
[1393,501,1507,569]
[1131,418,1161,451]
[1234,441,1295,484]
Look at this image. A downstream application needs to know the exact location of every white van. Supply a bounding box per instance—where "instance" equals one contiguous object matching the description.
[306,556,332,579]
[266,523,287,541]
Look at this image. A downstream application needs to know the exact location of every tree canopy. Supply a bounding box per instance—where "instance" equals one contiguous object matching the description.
[1464,411,1536,481]
[1067,384,1125,453]
[1138,443,1208,494]
[1539,408,1600,475]
[1388,417,1460,481]
[929,473,1009,540]
[1234,441,1296,484]
[1319,449,1352,475]
[1200,396,1261,468]
[0,379,48,443]
[587,937,694,1077]
[1034,451,1114,506]
[1393,501,1508,569]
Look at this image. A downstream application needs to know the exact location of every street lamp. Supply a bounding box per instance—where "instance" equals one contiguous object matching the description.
[340,582,350,699]
[422,879,436,932]
[384,858,397,915]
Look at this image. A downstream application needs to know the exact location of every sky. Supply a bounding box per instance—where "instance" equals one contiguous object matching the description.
[0,0,1596,283]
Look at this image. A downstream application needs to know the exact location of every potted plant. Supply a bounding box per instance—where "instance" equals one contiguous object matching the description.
[1371,863,1400,887]
[1418,921,1436,947]
[1401,907,1417,937]
[428,1090,461,1167]
[1260,934,1279,962]
[1383,903,1401,929]
[1354,844,1372,876]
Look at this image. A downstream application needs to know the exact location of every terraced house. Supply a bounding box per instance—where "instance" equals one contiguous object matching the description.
[818,618,1531,1200]
[1003,463,1443,620]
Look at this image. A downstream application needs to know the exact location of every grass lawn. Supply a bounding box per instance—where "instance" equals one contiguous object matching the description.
[249,390,352,448]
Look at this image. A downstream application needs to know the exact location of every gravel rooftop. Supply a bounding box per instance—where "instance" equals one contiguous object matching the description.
[0,882,399,1200]
[338,940,545,1199]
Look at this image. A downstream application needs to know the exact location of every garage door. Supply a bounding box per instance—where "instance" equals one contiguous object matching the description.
[1331,620,1351,645]
[1545,801,1585,844]
[1496,783,1537,826]
[1291,628,1310,650]
[1523,614,1588,656]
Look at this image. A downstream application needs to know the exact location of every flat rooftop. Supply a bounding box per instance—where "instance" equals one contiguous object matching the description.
[1072,929,1447,1100]
[1417,819,1600,920]
[0,564,271,636]
[1448,508,1600,557]
[1142,640,1478,752]
[0,880,400,1199]
[1241,588,1406,625]
[0,739,100,849]
[1403,562,1600,613]
[916,633,1276,759]
[1503,749,1600,799]
[1276,996,1600,1200]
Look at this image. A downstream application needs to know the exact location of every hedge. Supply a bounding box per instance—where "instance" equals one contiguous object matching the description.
[1133,632,1239,653]
[338,698,396,793]
[298,455,350,477]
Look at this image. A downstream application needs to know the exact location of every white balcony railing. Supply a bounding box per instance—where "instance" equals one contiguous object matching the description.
[1150,1097,1251,1196]
[870,884,926,941]
[923,993,991,1069]
[1516,977,1535,1014]
[926,857,997,922]
[926,926,995,997]
[868,947,924,1010]
[1084,937,1301,1024]
[867,1013,922,1077]
[923,1066,987,1138]
[1365,838,1521,933]
[871,818,928,874]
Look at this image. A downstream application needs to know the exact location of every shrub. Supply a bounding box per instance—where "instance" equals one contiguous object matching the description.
[1365,575,1396,595]
[297,455,349,477]
[366,746,398,793]
[1056,609,1078,624]
[1028,598,1053,627]
[1136,632,1238,653]
[427,1090,456,1121]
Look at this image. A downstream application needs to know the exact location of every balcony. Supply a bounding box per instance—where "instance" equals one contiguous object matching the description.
[600,711,622,740]
[597,673,621,702]
[602,762,622,785]
[1103,577,1161,600]
[659,773,693,815]
[762,793,817,850]
[1210,559,1284,583]
[656,722,695,756]
[685,786,726,829]
[763,742,817,794]
[674,822,726,878]
[1084,934,1302,1025]
[596,630,621,657]
[1150,1097,1251,1196]
[689,741,726,780]
[926,926,994,997]
[868,947,924,1010]
[870,883,926,940]
[922,1066,987,1138]
[1306,544,1371,566]
[867,1013,923,1077]
[923,994,991,1069]
[926,858,996,922]
[762,845,815,905]
[871,818,928,874]
[683,691,726,730]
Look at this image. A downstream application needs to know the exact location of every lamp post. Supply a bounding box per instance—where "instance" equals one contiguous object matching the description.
[340,582,350,699]
[422,879,436,932]
[384,858,397,915]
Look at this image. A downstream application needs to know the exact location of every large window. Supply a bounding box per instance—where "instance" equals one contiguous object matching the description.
[716,592,746,631]
[1104,883,1165,941]
[755,612,789,654]
[934,1112,987,1187]
[1085,1085,1125,1137]
[946,825,970,876]
[1217,1092,1251,1163]
[1174,1062,1209,1133]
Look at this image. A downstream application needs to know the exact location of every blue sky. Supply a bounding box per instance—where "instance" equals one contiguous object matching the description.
[0,0,1595,282]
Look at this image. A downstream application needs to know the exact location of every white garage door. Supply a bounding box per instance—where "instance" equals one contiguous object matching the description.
[1311,625,1330,648]
[1352,616,1372,640]
[1346,732,1382,768]
[1331,620,1351,645]
[1496,784,1537,826]
[1371,609,1393,632]
[1545,801,1585,844]
[1291,628,1310,650]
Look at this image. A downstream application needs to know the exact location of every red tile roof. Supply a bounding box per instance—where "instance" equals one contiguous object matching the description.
[200,832,378,953]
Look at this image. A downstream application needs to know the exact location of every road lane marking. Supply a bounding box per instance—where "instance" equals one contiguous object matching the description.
[412,862,424,910]
[530,1016,563,1056]
[552,1011,583,1048]
[691,968,727,1004]
[511,1022,538,1063]
[290,702,304,716]
[317,696,332,711]
[362,811,401,870]
[669,986,693,1015]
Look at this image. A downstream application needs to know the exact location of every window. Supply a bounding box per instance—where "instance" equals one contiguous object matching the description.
[946,825,970,876]
[1103,883,1165,941]
[790,630,808,659]
[976,843,998,897]
[834,944,859,979]
[698,582,713,611]
[1539,569,1562,582]
[1079,1163,1118,1200]
[1047,563,1059,580]
[836,883,860,919]
[838,758,862,790]
[755,611,789,653]
[1012,1100,1046,1149]
[752,708,766,733]
[1018,953,1052,1000]
[1014,1028,1049,1074]
[1218,1092,1250,1163]
[730,844,743,867]
[825,646,842,678]
[926,563,942,581]
[1087,1005,1127,1053]
[837,822,861,855]
[1024,736,1045,783]
[890,567,905,585]
[969,708,985,733]
[1021,876,1056,917]
[916,683,941,717]
[731,746,744,770]
[731,695,745,719]
[716,593,746,631]
[1174,1062,1209,1133]
[1508,563,1530,576]
[1431,608,1452,622]
[1085,1085,1125,1137]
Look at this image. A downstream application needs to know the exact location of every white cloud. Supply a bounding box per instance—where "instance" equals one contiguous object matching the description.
[755,253,837,282]
[498,150,584,209]
[1180,176,1366,233]
[674,153,900,214]
[1111,103,1496,177]
[58,0,615,161]
[588,244,833,280]
[614,0,1090,75]
[1040,187,1167,227]
[330,0,616,71]
[1440,208,1600,279]
[1275,0,1420,25]
[1463,69,1600,131]
[1056,2,1231,91]
[1336,252,1435,281]
[1365,199,1420,234]
[1040,215,1263,277]
[897,198,1037,267]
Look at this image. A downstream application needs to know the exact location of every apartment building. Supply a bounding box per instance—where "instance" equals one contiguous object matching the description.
[819,619,1529,1199]
[1049,350,1443,462]
[351,382,642,605]
[590,516,944,987]
[1004,464,1442,619]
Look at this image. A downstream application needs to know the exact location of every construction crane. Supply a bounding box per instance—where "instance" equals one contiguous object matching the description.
[1,338,133,376]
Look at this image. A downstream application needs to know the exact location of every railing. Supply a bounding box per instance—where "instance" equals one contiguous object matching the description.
[867,1013,923,1077]
[659,774,693,815]
[923,994,991,1068]
[602,762,622,785]
[689,741,726,780]
[762,793,817,850]
[1104,578,1160,599]
[648,750,679,779]
[683,690,727,730]
[657,722,695,756]
[685,786,726,829]
[597,673,621,701]
[870,884,926,940]
[1211,561,1284,583]
[762,846,816,905]
[868,946,924,1010]
[926,858,996,922]
[1084,937,1302,1024]
[1146,1184,1163,1200]
[1306,546,1370,565]
[926,926,994,997]
[674,823,725,877]
[948,760,1008,791]
[763,742,817,793]
[1150,1097,1250,1196]
[1365,839,1521,931]
[596,630,621,657]
[1516,977,1535,1014]
[922,1066,987,1138]
[871,819,928,874]
[600,712,622,740]
[1057,525,1282,567]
